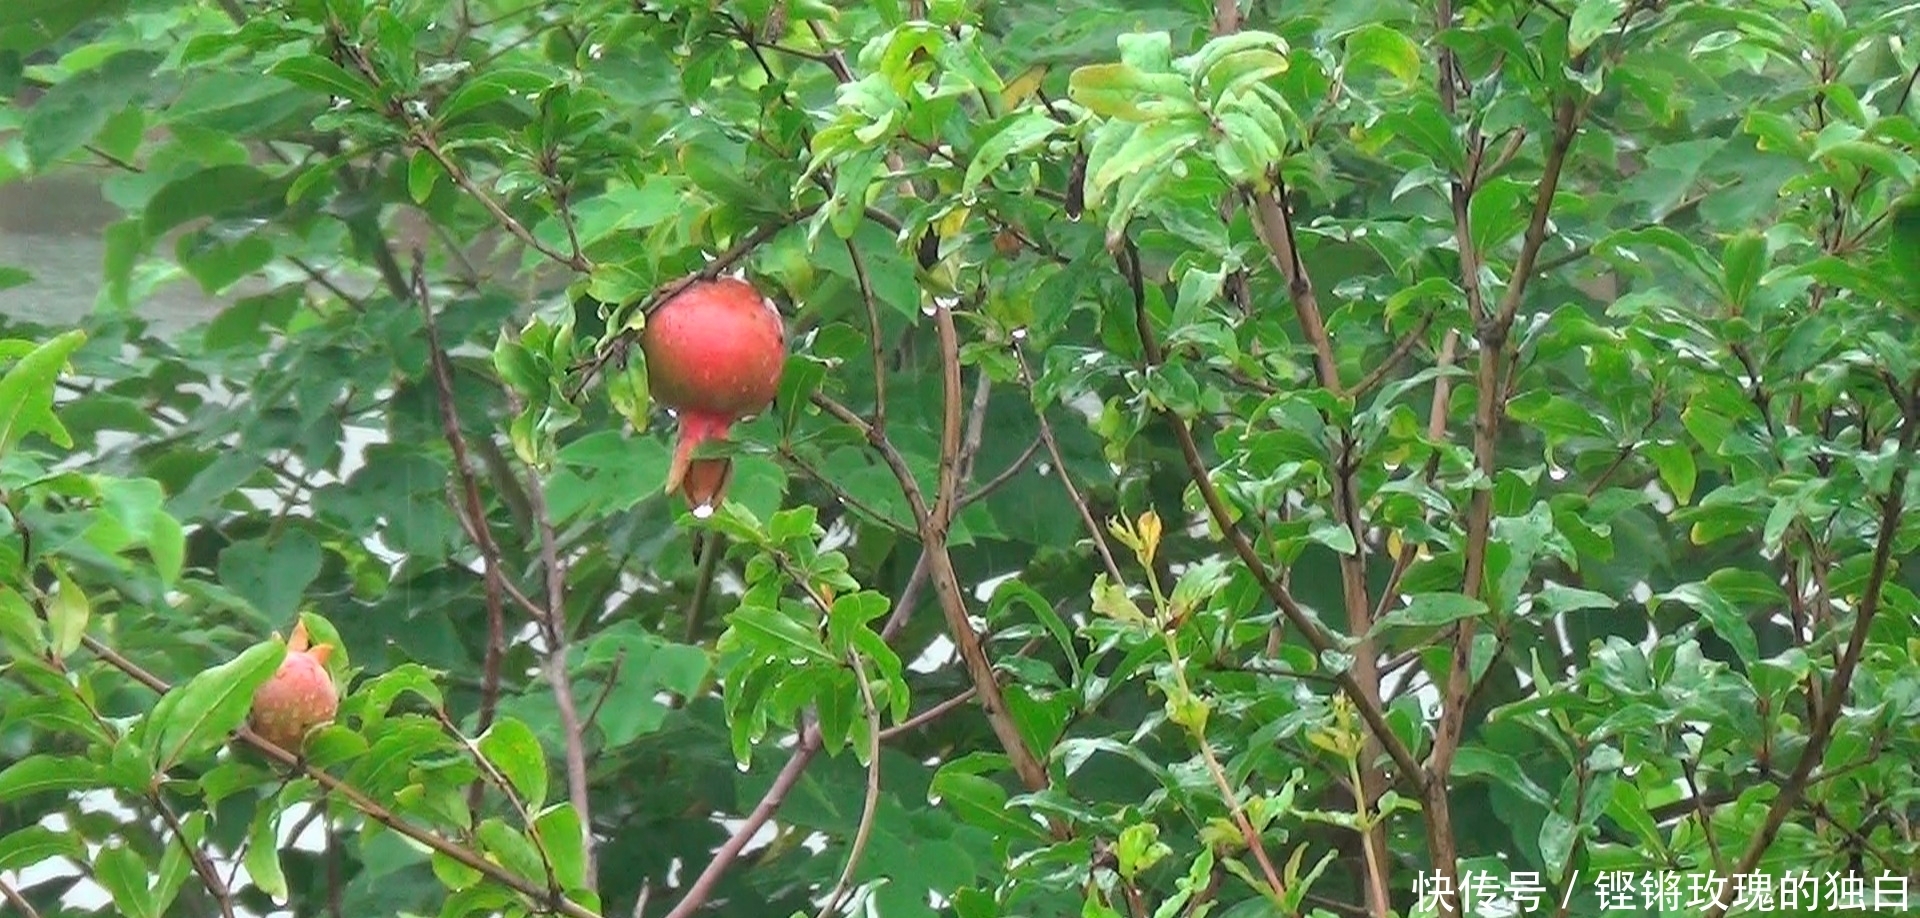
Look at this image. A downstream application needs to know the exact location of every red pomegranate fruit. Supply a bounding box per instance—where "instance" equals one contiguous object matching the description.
[640,276,787,513]
[248,621,340,752]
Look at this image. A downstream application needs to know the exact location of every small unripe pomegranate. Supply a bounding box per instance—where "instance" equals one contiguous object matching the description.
[248,621,339,752]
[640,276,787,513]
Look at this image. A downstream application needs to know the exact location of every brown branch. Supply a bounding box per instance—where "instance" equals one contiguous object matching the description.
[1421,8,1585,905]
[1703,411,1915,918]
[1119,243,1424,787]
[1432,93,1582,780]
[658,724,815,918]
[1013,343,1125,584]
[512,390,598,889]
[0,877,41,918]
[1245,188,1342,394]
[846,239,890,433]
[415,257,508,740]
[878,686,978,741]
[926,298,1051,793]
[1210,8,1396,905]
[798,564,884,918]
[153,793,238,918]
[810,393,933,522]
[957,436,1042,509]
[409,131,590,273]
[664,553,938,918]
[1350,309,1441,399]
[74,633,604,918]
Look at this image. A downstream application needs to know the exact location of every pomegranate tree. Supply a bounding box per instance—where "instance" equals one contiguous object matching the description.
[640,276,787,513]
[248,620,340,752]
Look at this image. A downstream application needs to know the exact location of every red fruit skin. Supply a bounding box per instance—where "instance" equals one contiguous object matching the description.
[639,277,787,510]
[250,647,339,752]
[642,277,786,417]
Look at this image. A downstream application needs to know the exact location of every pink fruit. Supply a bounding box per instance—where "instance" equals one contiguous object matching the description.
[640,277,787,512]
[249,621,339,752]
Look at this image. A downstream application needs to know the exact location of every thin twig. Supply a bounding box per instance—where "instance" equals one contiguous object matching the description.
[660,724,824,918]
[878,686,978,741]
[410,130,590,273]
[1703,410,1915,918]
[0,877,42,918]
[512,388,598,889]
[1118,242,1425,787]
[811,651,884,918]
[924,297,1051,793]
[1013,342,1125,583]
[663,555,937,918]
[846,238,890,433]
[957,437,1042,509]
[415,256,508,741]
[153,795,238,918]
[75,633,604,918]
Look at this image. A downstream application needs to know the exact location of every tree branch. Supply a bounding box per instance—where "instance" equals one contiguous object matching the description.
[512,390,598,889]
[416,256,508,741]
[1118,242,1424,788]
[76,633,604,918]
[1703,409,1916,918]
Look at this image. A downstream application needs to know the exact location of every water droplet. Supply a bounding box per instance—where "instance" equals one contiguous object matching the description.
[691,503,715,519]
[920,302,937,317]
[1010,327,1028,341]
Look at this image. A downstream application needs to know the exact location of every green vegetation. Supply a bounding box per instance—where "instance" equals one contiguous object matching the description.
[1,1,1916,917]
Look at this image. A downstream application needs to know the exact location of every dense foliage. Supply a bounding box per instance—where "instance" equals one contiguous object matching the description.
[2,1,1918,917]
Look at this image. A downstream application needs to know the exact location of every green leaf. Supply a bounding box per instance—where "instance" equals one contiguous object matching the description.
[929,767,1050,843]
[1342,23,1421,86]
[0,585,40,656]
[266,54,378,108]
[1720,231,1766,312]
[1643,441,1696,504]
[1090,573,1149,625]
[531,803,589,892]
[144,164,281,236]
[155,812,209,914]
[94,842,158,918]
[725,602,835,665]
[826,590,889,657]
[1506,390,1613,441]
[987,579,1081,686]
[244,802,288,902]
[964,110,1062,192]
[1568,0,1626,55]
[1067,62,1194,121]
[437,68,554,124]
[1371,592,1490,634]
[21,50,162,168]
[0,754,102,803]
[1451,745,1554,808]
[1649,582,1758,664]
[144,639,286,771]
[474,818,546,883]
[478,717,550,810]
[216,529,323,622]
[0,825,87,873]
[408,148,442,204]
[0,329,87,459]
[1377,100,1465,174]
[1533,583,1618,615]
[46,564,89,661]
